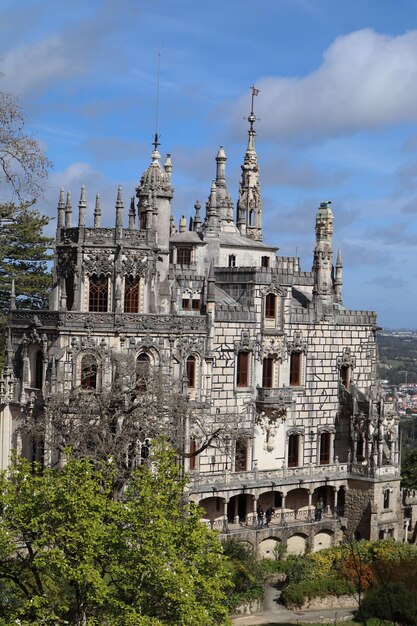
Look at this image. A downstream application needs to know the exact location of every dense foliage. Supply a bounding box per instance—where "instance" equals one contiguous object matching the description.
[222,539,264,610]
[0,442,231,625]
[281,539,417,623]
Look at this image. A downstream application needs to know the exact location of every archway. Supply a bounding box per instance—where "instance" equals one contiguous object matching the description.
[227,494,254,525]
[259,537,282,560]
[286,534,307,556]
[313,530,333,552]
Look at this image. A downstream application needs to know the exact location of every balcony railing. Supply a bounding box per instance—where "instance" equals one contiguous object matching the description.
[256,386,293,404]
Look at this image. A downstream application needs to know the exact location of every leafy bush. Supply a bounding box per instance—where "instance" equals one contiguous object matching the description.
[222,538,264,610]
[361,582,417,625]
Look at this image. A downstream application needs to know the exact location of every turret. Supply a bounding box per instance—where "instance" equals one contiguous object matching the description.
[313,201,334,315]
[10,279,16,311]
[135,138,173,252]
[215,146,236,232]
[237,87,262,241]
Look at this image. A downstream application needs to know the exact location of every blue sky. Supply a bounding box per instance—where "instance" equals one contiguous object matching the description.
[2,0,417,329]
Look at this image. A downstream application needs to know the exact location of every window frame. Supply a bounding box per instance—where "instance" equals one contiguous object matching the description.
[265,293,276,319]
[186,355,196,388]
[262,357,274,388]
[289,351,302,386]
[236,351,250,387]
[89,274,108,313]
[81,354,98,390]
[177,247,192,266]
[124,275,140,313]
[288,434,300,468]
[319,431,331,465]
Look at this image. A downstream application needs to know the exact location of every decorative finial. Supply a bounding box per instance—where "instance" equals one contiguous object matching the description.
[129,196,135,230]
[65,191,72,228]
[115,185,123,229]
[93,194,101,228]
[78,184,86,227]
[57,187,65,228]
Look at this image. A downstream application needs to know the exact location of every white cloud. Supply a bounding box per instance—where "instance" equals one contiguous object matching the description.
[238,29,417,142]
[1,35,85,96]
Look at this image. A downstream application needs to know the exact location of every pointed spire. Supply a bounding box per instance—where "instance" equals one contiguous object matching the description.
[313,201,334,314]
[78,185,86,227]
[193,200,202,231]
[237,87,262,241]
[164,153,172,179]
[65,191,72,228]
[57,187,65,228]
[336,248,342,267]
[60,279,67,311]
[115,185,123,228]
[129,196,135,230]
[93,194,101,227]
[10,278,16,310]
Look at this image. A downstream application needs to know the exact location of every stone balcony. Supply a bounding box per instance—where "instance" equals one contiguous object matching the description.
[191,462,349,494]
[256,386,293,405]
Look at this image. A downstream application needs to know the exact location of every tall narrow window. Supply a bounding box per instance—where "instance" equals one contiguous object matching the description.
[235,439,247,471]
[288,434,300,467]
[357,435,364,461]
[177,248,191,265]
[186,355,196,388]
[261,256,270,268]
[262,357,273,388]
[65,275,74,311]
[320,432,331,465]
[89,274,108,312]
[124,275,140,313]
[383,489,390,509]
[81,355,97,390]
[228,254,236,267]
[136,353,150,394]
[236,352,249,387]
[34,351,43,389]
[191,298,200,311]
[265,293,276,319]
[139,212,147,230]
[182,298,190,310]
[289,352,301,386]
[189,439,196,471]
[340,365,350,388]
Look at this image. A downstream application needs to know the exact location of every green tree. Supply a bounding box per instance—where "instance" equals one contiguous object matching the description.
[402,449,417,489]
[0,202,53,369]
[0,441,231,625]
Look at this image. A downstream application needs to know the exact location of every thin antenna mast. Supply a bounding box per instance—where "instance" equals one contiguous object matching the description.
[153,50,161,151]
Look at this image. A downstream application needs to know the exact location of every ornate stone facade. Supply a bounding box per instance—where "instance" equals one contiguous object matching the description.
[0,99,404,553]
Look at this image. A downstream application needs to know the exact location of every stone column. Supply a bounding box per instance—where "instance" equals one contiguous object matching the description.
[281,494,286,525]
[308,491,313,522]
[234,497,239,525]
[223,499,228,533]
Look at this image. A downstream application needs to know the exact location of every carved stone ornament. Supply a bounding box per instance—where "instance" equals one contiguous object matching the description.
[286,330,307,355]
[175,335,205,359]
[234,330,256,355]
[83,250,113,276]
[260,336,282,360]
[121,254,148,278]
[336,347,356,370]
[57,248,77,278]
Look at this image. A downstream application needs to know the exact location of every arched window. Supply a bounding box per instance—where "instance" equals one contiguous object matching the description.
[265,293,276,319]
[236,352,249,387]
[383,489,390,509]
[89,274,108,312]
[81,354,97,390]
[186,356,196,388]
[124,275,140,313]
[228,254,236,267]
[136,353,150,394]
[262,357,273,388]
[34,351,43,389]
[289,352,301,386]
[288,434,300,467]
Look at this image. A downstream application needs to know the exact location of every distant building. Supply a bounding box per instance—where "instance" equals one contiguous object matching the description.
[0,94,404,554]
